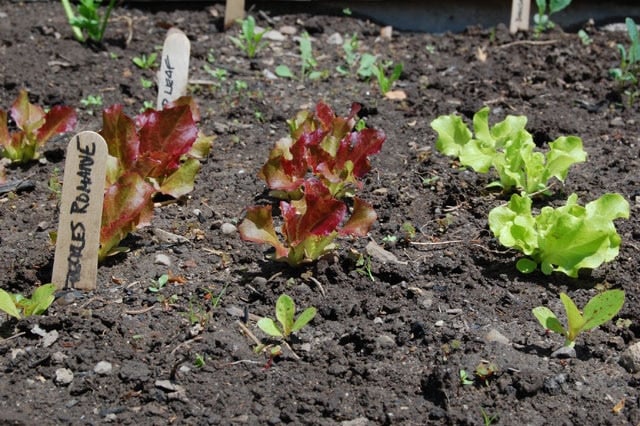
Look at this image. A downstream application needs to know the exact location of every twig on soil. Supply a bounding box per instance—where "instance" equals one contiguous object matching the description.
[237,320,262,346]
[305,275,326,297]
[410,240,467,246]
[0,332,26,344]
[498,39,560,48]
[124,305,156,315]
[170,336,203,355]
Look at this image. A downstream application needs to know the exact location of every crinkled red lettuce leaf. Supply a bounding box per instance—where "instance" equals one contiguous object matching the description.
[99,171,155,260]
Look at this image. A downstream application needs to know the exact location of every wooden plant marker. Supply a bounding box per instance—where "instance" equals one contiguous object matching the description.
[52,131,107,291]
[157,27,191,110]
[224,0,245,30]
[510,0,531,33]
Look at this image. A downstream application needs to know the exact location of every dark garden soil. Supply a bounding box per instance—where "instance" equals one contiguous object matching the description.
[1,2,640,425]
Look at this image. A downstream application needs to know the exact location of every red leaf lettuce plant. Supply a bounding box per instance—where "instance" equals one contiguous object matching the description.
[0,90,77,163]
[98,97,212,260]
[239,101,385,266]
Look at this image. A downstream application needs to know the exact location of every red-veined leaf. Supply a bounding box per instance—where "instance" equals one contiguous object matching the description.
[10,90,45,134]
[335,128,386,178]
[340,197,377,236]
[36,105,77,146]
[100,171,154,260]
[100,104,140,169]
[238,205,289,259]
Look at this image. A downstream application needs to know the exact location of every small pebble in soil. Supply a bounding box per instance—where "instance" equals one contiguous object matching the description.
[94,361,113,375]
[51,351,67,364]
[221,223,237,235]
[485,328,510,345]
[550,346,576,359]
[619,341,640,373]
[434,320,444,327]
[54,368,74,386]
[154,253,171,266]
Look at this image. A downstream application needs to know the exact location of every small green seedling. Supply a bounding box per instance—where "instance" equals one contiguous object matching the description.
[577,29,592,46]
[229,15,269,59]
[132,53,158,70]
[372,61,403,94]
[60,0,117,43]
[194,353,206,368]
[533,0,572,36]
[0,283,56,320]
[148,274,169,293]
[276,32,327,81]
[480,407,499,426]
[609,18,640,106]
[532,289,625,348]
[257,294,317,339]
[80,94,103,108]
[459,369,474,386]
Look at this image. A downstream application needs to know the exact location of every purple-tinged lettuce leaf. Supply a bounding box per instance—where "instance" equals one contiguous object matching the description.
[36,105,77,146]
[99,171,155,260]
[340,197,377,237]
[238,205,289,259]
[100,104,140,169]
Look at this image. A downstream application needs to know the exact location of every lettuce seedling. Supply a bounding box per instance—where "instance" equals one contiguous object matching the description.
[98,97,212,259]
[533,289,625,347]
[257,294,317,339]
[0,284,56,320]
[430,107,586,194]
[259,101,385,199]
[489,192,629,277]
[0,90,77,163]
[239,178,377,266]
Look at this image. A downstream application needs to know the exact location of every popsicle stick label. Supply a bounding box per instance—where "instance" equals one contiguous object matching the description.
[157,27,191,110]
[510,0,531,33]
[224,0,245,30]
[52,131,107,291]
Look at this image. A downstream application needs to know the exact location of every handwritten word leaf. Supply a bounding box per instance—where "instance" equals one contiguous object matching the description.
[532,306,565,335]
[582,289,625,331]
[276,294,296,337]
[0,289,21,319]
[292,307,317,333]
[560,292,585,342]
[257,318,284,338]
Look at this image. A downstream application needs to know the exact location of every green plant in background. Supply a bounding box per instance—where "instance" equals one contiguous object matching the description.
[0,90,77,163]
[480,407,499,426]
[577,29,592,46]
[533,0,572,36]
[609,18,640,106]
[372,61,403,94]
[257,294,317,340]
[132,52,158,70]
[80,94,103,108]
[140,77,154,89]
[229,15,269,59]
[357,53,378,80]
[276,32,327,81]
[489,192,629,277]
[533,289,625,348]
[336,33,361,75]
[60,0,117,43]
[0,284,56,320]
[431,107,587,195]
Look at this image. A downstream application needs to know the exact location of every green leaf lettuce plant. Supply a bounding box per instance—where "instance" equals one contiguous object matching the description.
[533,0,572,36]
[257,294,317,339]
[489,192,629,277]
[431,106,586,194]
[0,90,77,163]
[533,289,625,347]
[0,284,56,320]
[609,17,640,106]
[229,15,269,59]
[60,0,117,43]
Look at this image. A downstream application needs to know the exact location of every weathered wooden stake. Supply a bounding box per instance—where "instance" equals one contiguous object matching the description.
[224,0,245,30]
[157,28,191,110]
[52,131,108,291]
[510,0,531,33]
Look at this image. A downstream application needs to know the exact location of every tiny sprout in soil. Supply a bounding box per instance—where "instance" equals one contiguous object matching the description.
[257,294,317,340]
